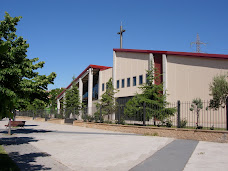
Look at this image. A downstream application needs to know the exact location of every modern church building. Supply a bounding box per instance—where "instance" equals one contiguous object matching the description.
[56,48,228,117]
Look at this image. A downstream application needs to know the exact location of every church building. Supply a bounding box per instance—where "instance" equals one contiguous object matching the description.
[56,48,228,117]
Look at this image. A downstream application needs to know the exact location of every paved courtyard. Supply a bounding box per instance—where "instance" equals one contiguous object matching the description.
[0,119,228,171]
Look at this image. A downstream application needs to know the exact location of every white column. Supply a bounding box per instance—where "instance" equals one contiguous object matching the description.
[98,70,102,100]
[113,51,117,90]
[112,51,117,121]
[162,54,167,95]
[149,53,155,84]
[57,99,60,110]
[148,53,154,70]
[79,78,83,103]
[88,68,93,115]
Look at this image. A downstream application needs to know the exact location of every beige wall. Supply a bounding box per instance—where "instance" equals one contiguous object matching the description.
[115,52,149,97]
[167,55,228,102]
[99,68,112,97]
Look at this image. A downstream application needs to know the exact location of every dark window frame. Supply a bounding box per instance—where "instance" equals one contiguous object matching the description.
[139,75,143,85]
[102,83,105,91]
[117,80,119,89]
[122,79,125,88]
[133,76,136,86]
[127,78,130,87]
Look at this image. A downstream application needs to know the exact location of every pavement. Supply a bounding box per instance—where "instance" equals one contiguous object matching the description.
[0,119,228,171]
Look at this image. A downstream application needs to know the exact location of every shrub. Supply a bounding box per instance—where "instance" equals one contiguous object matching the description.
[166,119,172,127]
[180,119,187,128]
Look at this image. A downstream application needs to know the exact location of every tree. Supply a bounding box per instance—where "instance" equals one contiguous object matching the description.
[208,74,228,110]
[0,12,56,119]
[190,98,203,128]
[95,78,117,121]
[124,67,176,125]
[65,81,80,109]
[48,88,63,110]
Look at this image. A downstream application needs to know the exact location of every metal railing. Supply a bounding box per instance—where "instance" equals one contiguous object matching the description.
[17,99,228,130]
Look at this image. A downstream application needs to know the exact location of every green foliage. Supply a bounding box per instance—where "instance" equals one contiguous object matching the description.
[124,67,176,124]
[95,78,118,120]
[0,12,56,118]
[65,78,80,110]
[208,74,228,110]
[180,119,187,128]
[190,98,203,127]
[0,145,20,171]
[48,88,63,109]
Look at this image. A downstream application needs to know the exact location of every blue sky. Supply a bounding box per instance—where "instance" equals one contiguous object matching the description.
[1,0,228,90]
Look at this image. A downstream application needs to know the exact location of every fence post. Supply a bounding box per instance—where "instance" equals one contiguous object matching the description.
[118,105,121,124]
[177,100,181,128]
[226,97,228,131]
[143,102,146,126]
[100,106,102,123]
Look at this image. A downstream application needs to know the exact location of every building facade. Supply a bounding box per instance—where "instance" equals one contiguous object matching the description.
[57,49,228,118]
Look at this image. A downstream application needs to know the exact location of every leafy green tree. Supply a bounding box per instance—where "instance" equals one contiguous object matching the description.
[65,82,80,109]
[208,74,228,110]
[124,67,176,125]
[48,88,64,109]
[190,98,203,127]
[95,78,117,121]
[0,12,56,119]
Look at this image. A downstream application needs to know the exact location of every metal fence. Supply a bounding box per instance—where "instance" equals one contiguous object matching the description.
[17,99,228,130]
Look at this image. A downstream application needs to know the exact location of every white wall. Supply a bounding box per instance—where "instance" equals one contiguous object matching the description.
[167,55,228,102]
[115,52,149,98]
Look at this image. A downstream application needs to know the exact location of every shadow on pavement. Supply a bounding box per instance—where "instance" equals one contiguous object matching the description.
[0,128,53,135]
[0,137,38,146]
[8,152,51,170]
[24,125,39,127]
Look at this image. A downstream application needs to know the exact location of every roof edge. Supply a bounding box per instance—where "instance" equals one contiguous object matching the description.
[56,64,112,99]
[113,48,228,59]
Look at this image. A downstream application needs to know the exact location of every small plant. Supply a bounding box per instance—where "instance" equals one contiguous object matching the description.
[210,125,214,130]
[87,115,94,122]
[190,98,203,128]
[82,114,87,122]
[152,132,158,136]
[180,119,187,128]
[165,119,172,128]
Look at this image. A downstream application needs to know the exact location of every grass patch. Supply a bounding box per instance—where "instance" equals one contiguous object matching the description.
[0,145,20,171]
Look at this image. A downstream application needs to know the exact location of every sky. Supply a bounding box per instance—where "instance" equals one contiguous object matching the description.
[1,0,228,90]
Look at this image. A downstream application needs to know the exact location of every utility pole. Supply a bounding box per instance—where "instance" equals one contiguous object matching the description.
[191,33,207,53]
[117,22,125,49]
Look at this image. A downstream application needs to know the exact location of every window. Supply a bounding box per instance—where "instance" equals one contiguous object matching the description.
[102,83,104,91]
[133,76,136,86]
[139,75,143,85]
[122,79,125,88]
[106,83,108,90]
[127,78,130,87]
[117,80,119,89]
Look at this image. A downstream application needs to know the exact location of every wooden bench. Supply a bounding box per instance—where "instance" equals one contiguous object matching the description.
[5,121,26,128]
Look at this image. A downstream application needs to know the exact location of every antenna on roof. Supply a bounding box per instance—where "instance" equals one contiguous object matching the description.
[117,22,125,49]
[191,33,207,53]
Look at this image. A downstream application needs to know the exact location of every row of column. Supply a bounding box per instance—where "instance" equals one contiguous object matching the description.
[57,68,94,116]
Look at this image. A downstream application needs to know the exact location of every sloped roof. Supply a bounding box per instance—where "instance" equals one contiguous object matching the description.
[56,65,111,99]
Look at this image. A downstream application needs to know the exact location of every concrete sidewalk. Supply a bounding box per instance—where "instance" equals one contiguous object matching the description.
[1,119,228,171]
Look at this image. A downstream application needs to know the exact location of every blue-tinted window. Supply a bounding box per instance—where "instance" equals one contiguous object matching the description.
[139,75,143,85]
[117,80,119,89]
[127,78,130,87]
[133,77,136,86]
[122,79,125,88]
[102,83,104,91]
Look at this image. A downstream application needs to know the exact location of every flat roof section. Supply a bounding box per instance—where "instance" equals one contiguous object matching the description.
[113,48,228,60]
